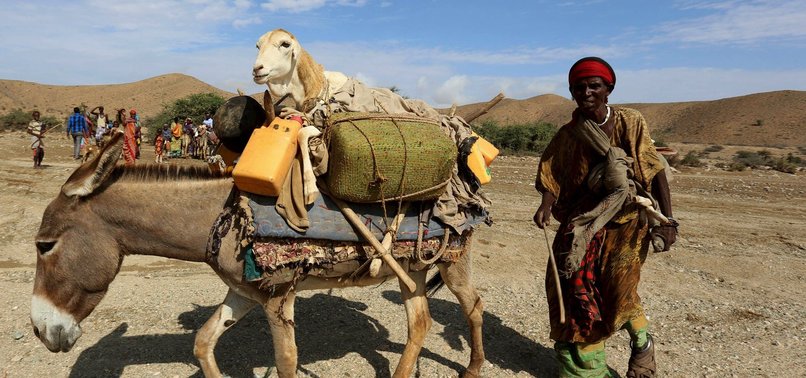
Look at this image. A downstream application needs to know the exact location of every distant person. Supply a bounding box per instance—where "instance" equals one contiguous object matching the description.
[154,128,165,164]
[201,112,213,159]
[122,109,138,165]
[90,106,108,146]
[182,117,194,158]
[161,124,172,161]
[197,120,209,160]
[171,116,183,158]
[66,107,88,159]
[533,57,676,378]
[27,110,46,168]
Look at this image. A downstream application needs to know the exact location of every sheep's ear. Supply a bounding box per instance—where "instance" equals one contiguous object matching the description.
[62,132,123,197]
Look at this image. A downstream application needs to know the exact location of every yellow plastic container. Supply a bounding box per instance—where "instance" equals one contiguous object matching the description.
[232,117,302,196]
[467,141,491,185]
[472,132,499,166]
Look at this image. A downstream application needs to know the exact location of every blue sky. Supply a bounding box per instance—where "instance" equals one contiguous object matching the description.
[1,0,804,106]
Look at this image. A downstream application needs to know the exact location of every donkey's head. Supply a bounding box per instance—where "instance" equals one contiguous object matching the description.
[31,133,124,352]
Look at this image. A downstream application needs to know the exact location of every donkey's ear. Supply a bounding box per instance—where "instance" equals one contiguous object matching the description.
[62,132,123,197]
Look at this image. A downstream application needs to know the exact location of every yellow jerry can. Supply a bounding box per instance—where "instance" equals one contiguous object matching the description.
[232,117,302,196]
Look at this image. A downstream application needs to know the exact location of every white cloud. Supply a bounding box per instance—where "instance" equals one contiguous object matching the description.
[259,0,367,13]
[656,0,806,44]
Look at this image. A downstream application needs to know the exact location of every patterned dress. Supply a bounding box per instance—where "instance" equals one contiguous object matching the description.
[122,117,138,165]
[535,107,665,344]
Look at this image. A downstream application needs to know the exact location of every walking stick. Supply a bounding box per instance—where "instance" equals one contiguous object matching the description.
[543,227,566,324]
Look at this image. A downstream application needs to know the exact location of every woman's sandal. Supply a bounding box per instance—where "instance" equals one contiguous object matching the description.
[626,334,656,378]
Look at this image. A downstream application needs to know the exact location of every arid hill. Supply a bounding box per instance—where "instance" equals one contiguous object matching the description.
[1,75,803,147]
[455,91,806,147]
[0,74,235,120]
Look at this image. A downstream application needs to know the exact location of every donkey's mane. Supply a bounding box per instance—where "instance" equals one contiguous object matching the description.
[110,163,228,183]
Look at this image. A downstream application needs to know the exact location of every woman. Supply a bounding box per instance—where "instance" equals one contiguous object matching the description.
[533,57,677,377]
[122,109,138,165]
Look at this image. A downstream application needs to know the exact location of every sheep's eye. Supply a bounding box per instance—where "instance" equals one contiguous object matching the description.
[36,241,56,255]
[280,41,291,48]
[256,44,260,49]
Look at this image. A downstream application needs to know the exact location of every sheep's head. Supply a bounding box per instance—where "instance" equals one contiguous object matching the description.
[253,29,300,85]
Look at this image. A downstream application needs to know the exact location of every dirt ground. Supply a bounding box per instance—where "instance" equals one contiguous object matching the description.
[1,131,804,377]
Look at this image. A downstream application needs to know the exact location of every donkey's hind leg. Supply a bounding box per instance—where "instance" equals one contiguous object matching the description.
[438,253,485,377]
[194,288,257,377]
[263,286,298,378]
[393,269,431,378]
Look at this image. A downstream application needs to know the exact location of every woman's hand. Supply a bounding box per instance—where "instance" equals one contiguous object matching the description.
[652,219,678,252]
[534,192,556,229]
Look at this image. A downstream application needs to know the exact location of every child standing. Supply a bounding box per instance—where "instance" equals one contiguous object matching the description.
[154,130,165,164]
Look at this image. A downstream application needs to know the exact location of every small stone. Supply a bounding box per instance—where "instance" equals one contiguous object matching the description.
[12,330,24,340]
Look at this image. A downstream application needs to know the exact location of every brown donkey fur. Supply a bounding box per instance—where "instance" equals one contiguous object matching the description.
[31,133,485,378]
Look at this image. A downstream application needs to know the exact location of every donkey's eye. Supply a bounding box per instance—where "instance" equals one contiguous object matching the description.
[36,241,56,255]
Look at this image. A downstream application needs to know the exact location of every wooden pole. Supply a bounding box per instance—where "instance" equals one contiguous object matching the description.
[543,227,565,324]
[463,92,505,123]
[330,196,417,292]
[369,202,410,277]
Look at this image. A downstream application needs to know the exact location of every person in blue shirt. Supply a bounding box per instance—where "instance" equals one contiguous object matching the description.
[66,107,88,159]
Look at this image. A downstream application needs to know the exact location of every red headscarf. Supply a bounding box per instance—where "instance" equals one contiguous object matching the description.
[568,57,616,87]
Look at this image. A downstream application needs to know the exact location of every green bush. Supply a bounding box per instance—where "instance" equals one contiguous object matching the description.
[680,151,703,167]
[474,120,557,155]
[734,150,769,168]
[1,108,62,132]
[732,150,798,174]
[144,92,226,140]
[727,162,746,171]
[773,158,797,174]
[703,145,724,153]
[786,153,806,167]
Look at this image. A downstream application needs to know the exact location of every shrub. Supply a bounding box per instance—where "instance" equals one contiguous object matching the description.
[734,150,769,168]
[145,92,226,140]
[703,145,724,153]
[474,120,557,155]
[680,151,703,167]
[727,162,746,171]
[653,139,668,147]
[786,153,806,167]
[772,158,797,174]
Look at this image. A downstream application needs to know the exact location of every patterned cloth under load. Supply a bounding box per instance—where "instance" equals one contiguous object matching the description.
[324,112,458,203]
[252,230,472,274]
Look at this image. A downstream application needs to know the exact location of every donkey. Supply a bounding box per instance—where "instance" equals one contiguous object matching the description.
[30,133,485,378]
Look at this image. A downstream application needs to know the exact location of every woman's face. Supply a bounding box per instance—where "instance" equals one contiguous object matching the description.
[571,76,611,114]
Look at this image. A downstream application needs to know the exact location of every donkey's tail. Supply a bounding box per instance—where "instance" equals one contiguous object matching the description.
[425,272,445,298]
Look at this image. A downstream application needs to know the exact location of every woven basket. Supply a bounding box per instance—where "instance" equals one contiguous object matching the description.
[324,112,457,203]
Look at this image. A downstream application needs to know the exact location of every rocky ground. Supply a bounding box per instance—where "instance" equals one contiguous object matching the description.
[1,131,804,377]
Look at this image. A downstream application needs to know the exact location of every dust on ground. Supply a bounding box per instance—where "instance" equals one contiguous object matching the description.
[1,131,804,377]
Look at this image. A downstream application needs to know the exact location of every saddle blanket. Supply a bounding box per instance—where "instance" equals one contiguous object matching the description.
[248,193,486,242]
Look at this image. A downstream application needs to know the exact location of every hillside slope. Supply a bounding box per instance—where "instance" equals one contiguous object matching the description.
[454,91,806,147]
[0,74,235,120]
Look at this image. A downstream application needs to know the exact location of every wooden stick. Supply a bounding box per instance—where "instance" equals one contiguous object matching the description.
[370,202,410,277]
[463,92,505,123]
[543,227,565,324]
[330,196,417,292]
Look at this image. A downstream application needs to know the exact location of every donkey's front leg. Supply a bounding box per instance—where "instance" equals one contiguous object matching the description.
[393,269,431,378]
[264,287,298,378]
[194,289,257,377]
[438,254,485,378]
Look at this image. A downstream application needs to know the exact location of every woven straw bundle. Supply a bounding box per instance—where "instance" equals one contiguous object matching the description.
[324,112,457,203]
